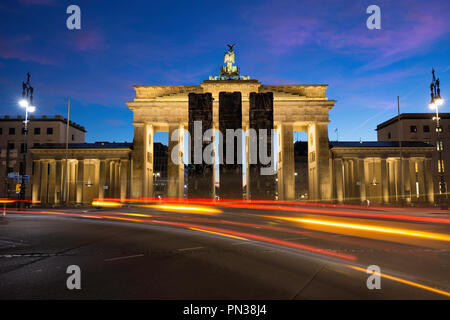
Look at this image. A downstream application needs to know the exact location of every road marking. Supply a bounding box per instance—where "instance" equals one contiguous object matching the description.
[104,254,144,262]
[177,246,204,252]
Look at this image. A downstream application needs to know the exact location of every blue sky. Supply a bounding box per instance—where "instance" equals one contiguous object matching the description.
[0,0,449,145]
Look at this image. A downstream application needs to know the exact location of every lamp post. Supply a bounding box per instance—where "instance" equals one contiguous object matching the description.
[18,72,36,206]
[429,69,447,209]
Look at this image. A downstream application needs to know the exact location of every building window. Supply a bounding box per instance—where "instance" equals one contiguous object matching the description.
[9,128,15,135]
[423,125,430,133]
[0,128,2,135]
[7,142,14,150]
[410,125,417,133]
[388,132,391,139]
[33,143,40,147]
[34,127,41,135]
[72,134,74,141]
[47,127,53,135]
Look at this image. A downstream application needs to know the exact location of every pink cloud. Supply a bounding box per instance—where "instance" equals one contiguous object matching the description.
[247,1,450,68]
[69,30,108,52]
[0,34,58,65]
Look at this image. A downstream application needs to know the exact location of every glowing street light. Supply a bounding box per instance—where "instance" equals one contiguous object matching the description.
[429,68,447,210]
[17,72,36,205]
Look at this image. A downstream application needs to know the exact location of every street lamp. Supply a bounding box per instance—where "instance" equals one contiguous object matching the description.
[429,69,447,209]
[18,72,36,206]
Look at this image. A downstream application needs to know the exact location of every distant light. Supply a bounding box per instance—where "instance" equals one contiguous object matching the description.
[27,106,36,113]
[429,102,436,110]
[19,99,28,107]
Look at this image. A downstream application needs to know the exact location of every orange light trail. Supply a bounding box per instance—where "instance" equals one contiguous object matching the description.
[142,204,222,215]
[348,265,450,298]
[269,216,450,242]
[96,197,450,225]
[189,227,248,240]
[92,201,122,207]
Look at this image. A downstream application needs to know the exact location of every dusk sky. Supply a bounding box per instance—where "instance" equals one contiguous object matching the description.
[1,0,449,144]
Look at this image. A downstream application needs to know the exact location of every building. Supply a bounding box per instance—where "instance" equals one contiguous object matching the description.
[153,142,168,197]
[31,142,132,205]
[28,47,438,206]
[330,141,434,205]
[294,141,308,199]
[0,115,85,199]
[376,113,450,197]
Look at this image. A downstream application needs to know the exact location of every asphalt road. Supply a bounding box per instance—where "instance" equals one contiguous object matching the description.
[0,201,449,299]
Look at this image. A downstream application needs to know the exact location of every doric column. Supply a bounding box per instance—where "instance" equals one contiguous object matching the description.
[424,158,434,204]
[409,159,418,202]
[334,158,344,203]
[356,158,366,203]
[76,160,84,204]
[279,123,295,200]
[308,122,331,201]
[32,160,41,204]
[380,158,389,204]
[402,158,411,203]
[388,159,395,203]
[120,160,129,201]
[98,159,106,200]
[69,161,76,203]
[39,161,48,204]
[48,160,56,204]
[417,159,426,202]
[114,161,120,198]
[168,123,184,198]
[55,160,62,204]
[131,123,153,199]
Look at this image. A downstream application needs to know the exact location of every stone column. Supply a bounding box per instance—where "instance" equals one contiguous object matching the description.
[120,160,129,201]
[424,158,434,204]
[380,158,389,204]
[308,122,331,201]
[55,160,62,204]
[69,161,76,203]
[279,123,295,200]
[98,160,106,200]
[114,161,120,198]
[417,159,426,202]
[40,161,48,204]
[409,159,418,202]
[76,160,84,204]
[388,159,395,203]
[334,158,344,203]
[32,160,41,204]
[48,160,56,204]
[168,123,184,198]
[131,123,153,199]
[357,158,366,203]
[402,158,411,203]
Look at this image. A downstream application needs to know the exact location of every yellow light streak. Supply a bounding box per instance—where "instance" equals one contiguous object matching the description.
[189,227,248,240]
[349,265,450,298]
[92,201,122,207]
[144,204,222,215]
[269,216,450,242]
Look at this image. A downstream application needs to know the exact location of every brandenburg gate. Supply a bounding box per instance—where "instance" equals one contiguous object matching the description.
[126,45,336,201]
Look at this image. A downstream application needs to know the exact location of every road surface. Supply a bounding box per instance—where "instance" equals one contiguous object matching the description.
[0,200,449,299]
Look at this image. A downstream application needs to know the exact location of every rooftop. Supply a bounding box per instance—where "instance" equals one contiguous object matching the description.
[376,113,450,131]
[0,115,86,132]
[32,142,132,149]
[330,141,434,148]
